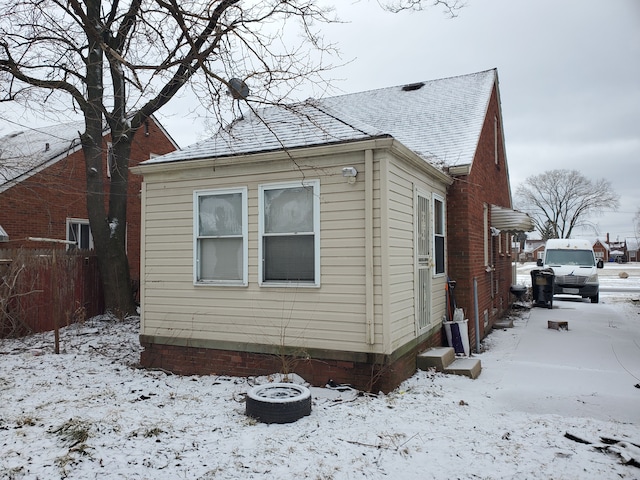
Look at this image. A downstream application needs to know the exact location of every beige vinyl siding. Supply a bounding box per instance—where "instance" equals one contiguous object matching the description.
[140,151,384,354]
[139,143,448,358]
[385,157,449,350]
[386,159,418,350]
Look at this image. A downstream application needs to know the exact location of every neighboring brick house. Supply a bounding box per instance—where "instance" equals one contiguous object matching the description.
[0,117,178,285]
[132,69,532,391]
[592,237,609,263]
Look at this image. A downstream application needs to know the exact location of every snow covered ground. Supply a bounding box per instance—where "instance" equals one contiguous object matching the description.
[1,263,639,479]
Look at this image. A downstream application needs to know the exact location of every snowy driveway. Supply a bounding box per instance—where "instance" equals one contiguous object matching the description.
[471,295,640,424]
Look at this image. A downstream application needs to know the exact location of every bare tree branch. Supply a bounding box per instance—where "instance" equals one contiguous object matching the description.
[380,0,465,17]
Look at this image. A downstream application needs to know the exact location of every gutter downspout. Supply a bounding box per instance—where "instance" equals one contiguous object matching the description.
[365,149,375,345]
[474,277,480,353]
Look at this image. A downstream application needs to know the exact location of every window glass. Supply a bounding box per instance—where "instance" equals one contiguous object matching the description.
[199,193,243,236]
[264,236,315,281]
[434,198,444,236]
[199,237,243,280]
[264,186,314,234]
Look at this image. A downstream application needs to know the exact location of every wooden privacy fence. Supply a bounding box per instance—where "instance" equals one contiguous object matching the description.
[0,248,104,338]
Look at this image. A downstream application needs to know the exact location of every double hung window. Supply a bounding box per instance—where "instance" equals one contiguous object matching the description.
[259,181,320,286]
[194,188,247,285]
[433,195,445,275]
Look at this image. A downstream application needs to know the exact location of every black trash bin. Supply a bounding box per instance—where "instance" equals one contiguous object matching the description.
[530,268,554,309]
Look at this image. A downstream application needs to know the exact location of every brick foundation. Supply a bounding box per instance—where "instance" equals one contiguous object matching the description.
[140,329,442,393]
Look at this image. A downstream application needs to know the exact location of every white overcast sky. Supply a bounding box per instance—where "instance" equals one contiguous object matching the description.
[2,0,638,240]
[157,0,640,240]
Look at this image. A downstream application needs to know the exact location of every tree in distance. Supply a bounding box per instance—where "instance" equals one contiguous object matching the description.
[515,169,619,240]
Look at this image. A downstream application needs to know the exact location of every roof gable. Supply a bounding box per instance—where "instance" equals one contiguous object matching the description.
[143,69,497,168]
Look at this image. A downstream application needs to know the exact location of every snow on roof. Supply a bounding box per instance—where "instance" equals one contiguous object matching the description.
[0,121,85,190]
[144,101,389,165]
[318,69,497,168]
[143,69,497,168]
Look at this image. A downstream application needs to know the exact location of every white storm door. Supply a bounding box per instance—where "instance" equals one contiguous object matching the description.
[416,192,431,332]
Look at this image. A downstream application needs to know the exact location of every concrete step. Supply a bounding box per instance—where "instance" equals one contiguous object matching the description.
[444,358,482,379]
[417,347,455,372]
[417,347,482,379]
[493,318,514,329]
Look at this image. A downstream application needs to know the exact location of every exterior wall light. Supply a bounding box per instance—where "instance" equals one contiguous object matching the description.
[342,166,358,184]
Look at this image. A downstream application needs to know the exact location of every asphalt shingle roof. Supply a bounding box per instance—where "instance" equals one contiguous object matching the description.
[147,101,389,164]
[0,121,85,189]
[318,69,497,168]
[144,68,498,170]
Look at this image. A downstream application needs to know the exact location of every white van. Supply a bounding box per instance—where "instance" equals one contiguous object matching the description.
[536,238,604,303]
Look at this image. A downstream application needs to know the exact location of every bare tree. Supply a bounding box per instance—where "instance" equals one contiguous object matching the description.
[0,0,343,315]
[0,0,461,316]
[515,169,620,239]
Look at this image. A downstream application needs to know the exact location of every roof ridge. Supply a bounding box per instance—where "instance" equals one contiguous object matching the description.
[318,68,497,101]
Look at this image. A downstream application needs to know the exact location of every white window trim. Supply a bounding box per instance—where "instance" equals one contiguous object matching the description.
[432,193,446,277]
[193,187,248,286]
[483,204,489,267]
[258,180,320,287]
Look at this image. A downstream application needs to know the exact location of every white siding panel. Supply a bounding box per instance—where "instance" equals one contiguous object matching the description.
[140,151,382,353]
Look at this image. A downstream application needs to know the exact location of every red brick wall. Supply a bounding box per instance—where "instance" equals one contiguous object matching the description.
[0,118,176,285]
[140,329,443,393]
[446,85,515,347]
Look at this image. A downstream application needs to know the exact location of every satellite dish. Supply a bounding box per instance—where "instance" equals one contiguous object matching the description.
[228,78,249,100]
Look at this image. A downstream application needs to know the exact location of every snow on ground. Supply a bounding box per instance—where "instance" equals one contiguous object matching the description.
[1,263,639,479]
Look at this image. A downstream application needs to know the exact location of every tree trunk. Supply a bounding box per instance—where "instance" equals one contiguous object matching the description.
[81,128,136,317]
[80,0,135,317]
